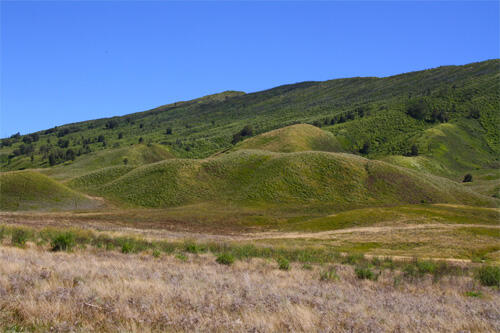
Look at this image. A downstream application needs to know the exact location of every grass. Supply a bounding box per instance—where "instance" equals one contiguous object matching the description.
[0,170,102,211]
[61,149,497,210]
[216,252,235,265]
[1,245,499,332]
[476,266,500,287]
[2,60,498,185]
[232,124,344,153]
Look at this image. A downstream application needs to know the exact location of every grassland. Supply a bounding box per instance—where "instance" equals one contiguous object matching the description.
[0,171,102,211]
[0,224,499,332]
[0,60,499,332]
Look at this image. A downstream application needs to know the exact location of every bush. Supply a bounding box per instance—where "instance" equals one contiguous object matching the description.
[355,266,377,280]
[175,253,188,261]
[121,241,135,254]
[416,260,436,274]
[184,241,199,253]
[476,266,500,287]
[216,253,235,266]
[11,229,29,247]
[342,253,364,265]
[152,249,161,258]
[51,232,76,251]
[463,174,473,183]
[277,257,290,271]
[320,268,339,281]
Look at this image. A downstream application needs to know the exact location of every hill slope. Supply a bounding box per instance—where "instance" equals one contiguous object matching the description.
[69,150,496,210]
[0,171,103,211]
[1,59,498,184]
[232,124,343,153]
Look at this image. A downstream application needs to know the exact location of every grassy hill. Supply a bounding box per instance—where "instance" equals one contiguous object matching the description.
[0,171,102,211]
[1,59,498,184]
[68,150,496,210]
[39,143,173,181]
[231,124,343,153]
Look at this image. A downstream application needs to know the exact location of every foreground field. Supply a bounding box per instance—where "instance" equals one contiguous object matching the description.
[1,245,499,332]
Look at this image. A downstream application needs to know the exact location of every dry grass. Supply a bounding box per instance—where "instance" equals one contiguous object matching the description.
[1,245,499,332]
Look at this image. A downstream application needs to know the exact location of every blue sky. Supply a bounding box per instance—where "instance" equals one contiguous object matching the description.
[1,1,499,137]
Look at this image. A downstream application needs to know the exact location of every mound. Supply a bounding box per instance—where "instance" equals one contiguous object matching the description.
[0,171,102,211]
[42,144,174,181]
[89,150,496,210]
[233,124,343,153]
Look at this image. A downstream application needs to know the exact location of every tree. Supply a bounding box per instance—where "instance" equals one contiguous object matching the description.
[123,158,128,165]
[166,128,172,135]
[406,98,429,120]
[65,149,76,161]
[105,120,118,129]
[462,174,473,183]
[97,135,105,143]
[359,142,371,154]
[138,137,144,144]
[118,132,124,139]
[231,125,254,144]
[410,144,419,156]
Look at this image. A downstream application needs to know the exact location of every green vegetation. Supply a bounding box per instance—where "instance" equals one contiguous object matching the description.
[63,150,496,210]
[355,266,378,280]
[476,266,500,287]
[216,253,235,266]
[232,124,343,153]
[277,257,290,270]
[50,232,76,251]
[0,171,101,211]
[1,60,497,184]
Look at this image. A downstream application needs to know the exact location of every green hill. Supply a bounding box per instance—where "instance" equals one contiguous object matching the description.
[0,171,103,211]
[72,150,495,210]
[1,59,498,185]
[39,143,173,181]
[232,124,343,153]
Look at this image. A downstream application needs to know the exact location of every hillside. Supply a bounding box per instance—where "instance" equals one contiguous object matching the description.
[231,124,343,153]
[0,171,102,211]
[1,59,498,185]
[68,150,496,210]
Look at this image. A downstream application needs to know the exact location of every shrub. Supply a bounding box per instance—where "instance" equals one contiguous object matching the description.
[302,263,313,270]
[216,253,235,266]
[355,266,377,280]
[403,264,418,280]
[320,268,339,281]
[11,229,29,247]
[51,232,76,251]
[465,291,482,298]
[416,260,436,274]
[277,257,290,271]
[184,241,199,253]
[175,253,188,261]
[0,226,5,242]
[152,249,161,258]
[342,253,364,265]
[121,241,135,254]
[463,174,473,183]
[476,266,500,287]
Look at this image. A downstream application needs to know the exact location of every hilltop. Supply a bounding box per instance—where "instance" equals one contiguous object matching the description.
[231,124,343,153]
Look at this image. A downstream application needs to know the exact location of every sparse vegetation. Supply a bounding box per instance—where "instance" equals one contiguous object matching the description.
[216,253,235,265]
[476,266,500,287]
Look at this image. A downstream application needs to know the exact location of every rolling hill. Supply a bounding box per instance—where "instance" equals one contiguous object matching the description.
[1,59,498,181]
[0,59,499,212]
[0,171,103,211]
[67,149,496,211]
[231,124,343,153]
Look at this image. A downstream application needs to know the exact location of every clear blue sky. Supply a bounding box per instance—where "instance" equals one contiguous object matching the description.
[1,1,499,137]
